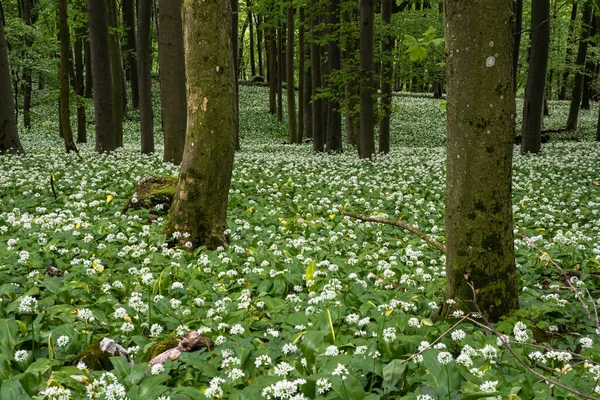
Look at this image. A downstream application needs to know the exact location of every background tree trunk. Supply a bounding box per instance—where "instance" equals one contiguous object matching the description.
[248,0,256,76]
[87,0,117,152]
[311,7,324,152]
[267,24,276,114]
[326,0,342,152]
[256,15,264,76]
[559,3,578,100]
[302,13,313,139]
[442,0,519,322]
[0,21,23,154]
[164,0,236,250]
[566,4,593,131]
[512,0,523,93]
[58,0,77,153]
[286,6,298,143]
[106,0,124,147]
[75,17,87,144]
[138,0,154,154]
[521,0,550,154]
[277,26,283,122]
[379,0,393,154]
[123,0,139,108]
[22,0,32,130]
[298,7,305,141]
[359,0,375,159]
[159,0,187,164]
[232,0,240,150]
[84,40,93,98]
[344,5,359,147]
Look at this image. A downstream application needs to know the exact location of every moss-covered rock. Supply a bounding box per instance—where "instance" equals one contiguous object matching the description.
[124,175,177,214]
[144,337,180,362]
[73,343,113,371]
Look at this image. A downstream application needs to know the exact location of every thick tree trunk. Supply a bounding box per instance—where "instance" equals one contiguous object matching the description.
[379,0,393,154]
[88,0,117,152]
[287,6,298,143]
[106,0,124,147]
[0,22,24,154]
[326,0,342,152]
[311,10,324,152]
[559,3,578,100]
[159,0,187,164]
[512,0,523,93]
[359,0,375,159]
[521,0,550,154]
[22,0,32,130]
[59,0,77,153]
[123,0,139,108]
[566,4,593,131]
[164,0,236,250]
[138,0,154,153]
[442,0,519,322]
[232,0,240,150]
[75,15,87,144]
[267,24,277,115]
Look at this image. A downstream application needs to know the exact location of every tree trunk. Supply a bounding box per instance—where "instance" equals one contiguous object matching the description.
[311,8,324,152]
[379,0,393,154]
[248,0,256,77]
[326,0,342,152]
[0,21,24,154]
[106,0,124,147]
[566,4,593,131]
[238,17,248,79]
[302,10,313,139]
[442,0,519,322]
[84,39,93,98]
[256,15,264,77]
[88,0,117,152]
[232,0,240,150]
[512,0,523,93]
[75,14,87,144]
[559,3,578,100]
[521,0,550,154]
[159,0,187,164]
[298,7,305,141]
[22,0,32,130]
[58,0,78,153]
[123,0,139,108]
[164,0,236,250]
[267,24,277,115]
[138,0,154,153]
[286,6,298,143]
[359,0,375,159]
[344,4,359,147]
[277,26,283,122]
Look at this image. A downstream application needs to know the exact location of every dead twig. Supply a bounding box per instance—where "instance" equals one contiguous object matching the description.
[340,210,446,254]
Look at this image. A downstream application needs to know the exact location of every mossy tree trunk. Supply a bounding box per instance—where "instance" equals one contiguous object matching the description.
[443,0,520,322]
[0,19,23,154]
[521,0,549,154]
[164,0,236,250]
[59,0,77,153]
[158,0,187,164]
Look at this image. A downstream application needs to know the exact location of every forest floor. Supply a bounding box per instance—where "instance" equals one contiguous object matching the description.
[1,87,600,399]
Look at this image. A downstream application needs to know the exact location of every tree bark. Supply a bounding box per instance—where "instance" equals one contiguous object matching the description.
[277,26,283,122]
[88,0,117,152]
[159,0,187,164]
[566,4,593,131]
[138,0,154,153]
[521,0,550,154]
[84,39,93,99]
[22,0,32,130]
[106,0,124,147]
[344,4,359,147]
[256,15,264,77]
[326,0,342,152]
[442,0,519,322]
[379,0,393,154]
[267,23,277,115]
[359,0,375,159]
[311,7,324,152]
[302,10,313,139]
[123,0,139,108]
[248,0,256,77]
[74,11,87,143]
[298,7,305,141]
[286,6,298,143]
[164,0,236,250]
[232,0,240,150]
[0,21,24,154]
[512,0,523,93]
[58,0,78,153]
[559,3,578,100]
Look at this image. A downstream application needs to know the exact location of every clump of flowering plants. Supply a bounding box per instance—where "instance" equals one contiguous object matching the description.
[0,87,599,399]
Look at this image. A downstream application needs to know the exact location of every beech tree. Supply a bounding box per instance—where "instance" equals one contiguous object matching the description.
[0,17,23,154]
[164,0,237,249]
[441,0,519,322]
[58,0,77,153]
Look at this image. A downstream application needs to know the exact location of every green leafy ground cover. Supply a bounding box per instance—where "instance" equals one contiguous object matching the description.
[1,87,600,399]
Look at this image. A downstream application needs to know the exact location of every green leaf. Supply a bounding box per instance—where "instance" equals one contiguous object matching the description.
[382,359,406,393]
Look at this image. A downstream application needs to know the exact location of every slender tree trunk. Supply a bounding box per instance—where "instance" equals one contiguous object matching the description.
[512,0,523,93]
[298,7,305,142]
[442,0,519,322]
[138,0,154,153]
[325,0,342,152]
[159,0,187,164]
[286,6,298,143]
[582,18,597,110]
[359,0,375,159]
[58,0,77,153]
[311,8,324,152]
[248,0,256,77]
[88,0,117,152]
[277,26,283,122]
[566,4,593,131]
[75,14,87,144]
[379,0,393,154]
[302,11,313,139]
[164,0,236,250]
[559,3,578,100]
[256,15,264,77]
[344,4,359,147]
[123,0,139,108]
[84,39,93,98]
[238,17,248,79]
[22,0,32,129]
[106,0,124,147]
[232,0,240,150]
[0,21,24,154]
[521,0,550,154]
[267,24,277,115]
